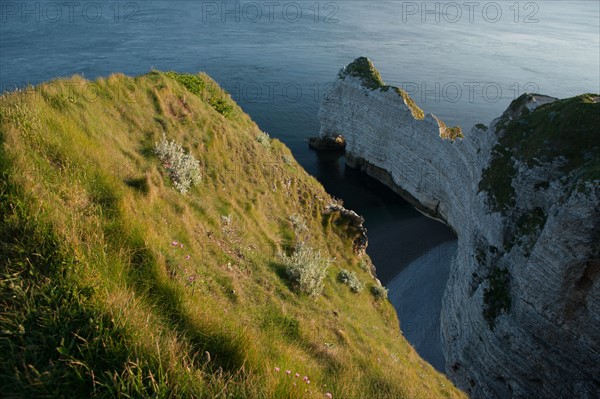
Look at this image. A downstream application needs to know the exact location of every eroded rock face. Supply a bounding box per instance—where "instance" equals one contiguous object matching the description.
[324,203,368,256]
[318,57,600,398]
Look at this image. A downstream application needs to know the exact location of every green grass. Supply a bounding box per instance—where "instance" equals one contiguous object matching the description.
[0,71,464,398]
[165,71,234,117]
[435,117,464,141]
[380,86,425,120]
[479,94,600,212]
[501,94,599,174]
[339,57,385,90]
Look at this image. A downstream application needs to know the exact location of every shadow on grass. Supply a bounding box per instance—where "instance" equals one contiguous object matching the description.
[124,176,150,194]
[0,132,243,395]
[121,228,249,373]
[0,151,170,397]
[268,260,289,284]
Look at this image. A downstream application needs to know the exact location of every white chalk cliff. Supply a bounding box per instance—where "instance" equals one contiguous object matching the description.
[317,57,600,398]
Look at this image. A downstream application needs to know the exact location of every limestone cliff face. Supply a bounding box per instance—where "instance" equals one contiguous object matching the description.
[318,57,600,398]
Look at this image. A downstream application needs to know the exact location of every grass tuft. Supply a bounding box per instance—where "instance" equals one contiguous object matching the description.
[337,269,364,293]
[155,134,201,193]
[282,243,330,297]
[371,284,389,301]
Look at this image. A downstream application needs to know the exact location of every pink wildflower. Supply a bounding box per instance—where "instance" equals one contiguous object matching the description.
[295,373,300,378]
[185,254,191,260]
[306,380,310,384]
[171,241,178,246]
[274,367,280,372]
[180,243,184,248]
[303,376,308,382]
[325,393,333,398]
[285,370,291,375]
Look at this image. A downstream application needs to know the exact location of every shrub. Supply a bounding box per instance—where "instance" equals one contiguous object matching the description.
[165,71,205,96]
[208,97,233,117]
[288,214,308,234]
[155,134,201,193]
[165,71,233,117]
[371,284,388,300]
[359,261,370,273]
[478,146,517,213]
[256,131,271,149]
[337,269,364,293]
[482,267,511,329]
[282,243,330,297]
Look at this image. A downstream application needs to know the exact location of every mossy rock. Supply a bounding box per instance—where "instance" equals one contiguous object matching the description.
[479,94,599,213]
[339,57,385,90]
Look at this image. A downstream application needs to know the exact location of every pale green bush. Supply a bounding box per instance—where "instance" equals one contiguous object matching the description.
[371,284,388,300]
[337,269,364,293]
[282,154,293,165]
[256,131,271,149]
[288,214,308,235]
[282,243,330,297]
[155,134,201,193]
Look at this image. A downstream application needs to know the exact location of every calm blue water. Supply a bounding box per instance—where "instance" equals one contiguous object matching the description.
[2,0,598,372]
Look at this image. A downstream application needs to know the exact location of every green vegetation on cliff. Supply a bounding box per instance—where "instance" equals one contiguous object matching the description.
[340,57,427,120]
[339,57,385,90]
[502,94,599,178]
[339,57,464,137]
[0,72,463,398]
[479,94,600,213]
[382,86,426,120]
[434,117,464,141]
[482,266,511,329]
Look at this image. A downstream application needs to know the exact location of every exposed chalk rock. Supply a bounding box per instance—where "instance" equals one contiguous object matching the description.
[317,57,600,398]
[324,202,369,256]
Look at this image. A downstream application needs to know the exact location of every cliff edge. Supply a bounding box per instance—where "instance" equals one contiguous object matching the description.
[318,57,600,398]
[0,70,465,398]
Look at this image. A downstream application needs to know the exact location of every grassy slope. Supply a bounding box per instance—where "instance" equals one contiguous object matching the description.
[0,71,464,398]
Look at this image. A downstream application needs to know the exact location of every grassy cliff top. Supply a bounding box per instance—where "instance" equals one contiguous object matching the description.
[480,93,600,213]
[0,71,463,398]
[501,93,599,179]
[338,57,385,90]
